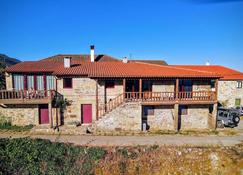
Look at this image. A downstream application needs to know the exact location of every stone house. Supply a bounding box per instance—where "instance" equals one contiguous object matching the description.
[1,46,242,133]
[174,65,243,108]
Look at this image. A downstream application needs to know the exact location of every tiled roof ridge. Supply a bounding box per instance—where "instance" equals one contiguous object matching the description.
[172,64,243,75]
[134,61,220,75]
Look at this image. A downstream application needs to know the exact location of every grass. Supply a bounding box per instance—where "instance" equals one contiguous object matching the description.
[0,115,34,132]
[0,122,34,132]
[0,138,107,175]
[0,138,242,175]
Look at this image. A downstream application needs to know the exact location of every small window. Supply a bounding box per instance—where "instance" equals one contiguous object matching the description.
[106,81,115,88]
[237,81,242,88]
[63,78,72,88]
[179,105,188,115]
[144,106,154,116]
[235,98,241,107]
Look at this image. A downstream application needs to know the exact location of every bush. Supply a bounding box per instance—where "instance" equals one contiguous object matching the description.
[0,138,107,175]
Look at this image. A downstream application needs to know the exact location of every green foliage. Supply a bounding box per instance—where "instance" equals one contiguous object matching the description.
[0,138,107,175]
[0,61,6,90]
[0,115,34,131]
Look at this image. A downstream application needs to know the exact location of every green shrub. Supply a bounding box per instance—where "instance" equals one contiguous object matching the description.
[0,138,107,175]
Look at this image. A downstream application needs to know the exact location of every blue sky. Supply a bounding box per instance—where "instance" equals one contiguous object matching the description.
[1,0,243,71]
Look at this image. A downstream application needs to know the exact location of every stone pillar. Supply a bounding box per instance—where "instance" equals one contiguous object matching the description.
[174,103,179,132]
[210,103,218,129]
[48,102,53,128]
[5,73,13,90]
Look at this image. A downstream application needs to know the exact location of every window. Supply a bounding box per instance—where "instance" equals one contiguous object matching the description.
[179,105,188,115]
[27,75,34,89]
[46,75,56,90]
[237,81,242,88]
[13,74,24,90]
[63,78,72,88]
[144,106,154,115]
[235,98,241,107]
[36,75,44,90]
[105,81,115,88]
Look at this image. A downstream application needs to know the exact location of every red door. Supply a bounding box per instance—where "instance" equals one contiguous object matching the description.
[39,104,49,124]
[82,104,92,124]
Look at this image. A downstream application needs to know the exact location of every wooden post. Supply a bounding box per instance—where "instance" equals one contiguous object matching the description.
[175,78,179,101]
[139,79,142,99]
[123,78,126,99]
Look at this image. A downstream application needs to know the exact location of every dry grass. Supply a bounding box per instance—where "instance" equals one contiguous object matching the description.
[95,144,243,175]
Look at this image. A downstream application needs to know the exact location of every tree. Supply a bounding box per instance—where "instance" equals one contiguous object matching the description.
[0,61,6,90]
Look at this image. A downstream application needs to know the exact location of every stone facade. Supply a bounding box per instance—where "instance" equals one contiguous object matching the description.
[94,102,142,132]
[144,105,175,131]
[193,80,211,91]
[218,80,243,107]
[179,105,211,130]
[57,77,97,124]
[152,80,175,92]
[5,73,13,90]
[1,75,219,131]
[0,104,39,126]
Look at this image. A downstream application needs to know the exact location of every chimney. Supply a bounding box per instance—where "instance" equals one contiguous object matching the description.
[205,61,210,66]
[90,45,95,62]
[64,57,71,68]
[122,57,128,63]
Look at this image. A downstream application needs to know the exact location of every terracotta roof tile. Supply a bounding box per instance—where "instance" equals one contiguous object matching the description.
[172,65,243,80]
[53,62,220,78]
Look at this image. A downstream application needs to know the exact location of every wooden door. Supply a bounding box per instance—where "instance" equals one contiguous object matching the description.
[81,104,92,124]
[39,104,49,124]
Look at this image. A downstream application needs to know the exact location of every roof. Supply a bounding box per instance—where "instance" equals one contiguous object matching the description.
[130,60,167,65]
[39,54,119,63]
[6,54,224,79]
[172,65,243,80]
[54,61,220,78]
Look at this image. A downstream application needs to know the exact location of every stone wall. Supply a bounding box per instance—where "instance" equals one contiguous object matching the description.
[5,73,13,90]
[144,105,175,131]
[94,102,142,132]
[152,80,175,92]
[0,104,39,126]
[193,80,211,91]
[180,105,210,130]
[97,80,123,106]
[57,77,97,124]
[218,80,243,107]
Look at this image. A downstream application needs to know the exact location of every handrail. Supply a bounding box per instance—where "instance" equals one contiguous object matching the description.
[0,89,55,100]
[98,91,216,117]
[98,93,124,118]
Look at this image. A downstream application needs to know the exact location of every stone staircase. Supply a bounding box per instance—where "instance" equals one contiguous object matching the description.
[92,102,142,133]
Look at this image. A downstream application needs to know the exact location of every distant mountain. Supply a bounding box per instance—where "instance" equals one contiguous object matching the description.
[0,54,21,67]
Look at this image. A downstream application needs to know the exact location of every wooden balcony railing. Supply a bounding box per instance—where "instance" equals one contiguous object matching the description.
[98,91,216,117]
[0,90,56,104]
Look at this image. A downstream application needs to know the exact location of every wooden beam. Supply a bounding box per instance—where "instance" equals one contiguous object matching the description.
[175,78,179,101]
[123,78,126,98]
[139,79,142,99]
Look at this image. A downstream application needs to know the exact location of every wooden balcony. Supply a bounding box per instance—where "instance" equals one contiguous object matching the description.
[98,91,217,117]
[0,90,56,105]
[125,91,217,105]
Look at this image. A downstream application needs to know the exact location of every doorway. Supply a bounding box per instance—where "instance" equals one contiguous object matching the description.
[81,104,92,124]
[39,104,49,124]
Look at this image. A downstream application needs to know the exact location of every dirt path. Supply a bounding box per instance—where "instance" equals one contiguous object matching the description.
[0,132,242,146]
